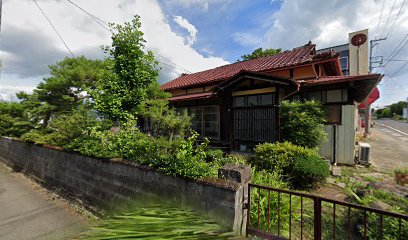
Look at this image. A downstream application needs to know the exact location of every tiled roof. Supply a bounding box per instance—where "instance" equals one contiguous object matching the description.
[168,92,214,102]
[300,74,382,86]
[300,74,383,103]
[161,42,320,90]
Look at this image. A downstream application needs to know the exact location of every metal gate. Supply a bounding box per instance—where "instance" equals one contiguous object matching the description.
[246,183,408,240]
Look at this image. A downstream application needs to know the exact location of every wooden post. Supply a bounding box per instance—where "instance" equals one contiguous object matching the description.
[364,99,370,138]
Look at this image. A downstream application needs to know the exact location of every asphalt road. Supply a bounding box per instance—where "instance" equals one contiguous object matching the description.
[370,119,408,171]
[375,119,408,135]
[0,163,87,240]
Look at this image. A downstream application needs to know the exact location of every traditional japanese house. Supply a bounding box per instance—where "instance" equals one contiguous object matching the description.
[160,41,382,165]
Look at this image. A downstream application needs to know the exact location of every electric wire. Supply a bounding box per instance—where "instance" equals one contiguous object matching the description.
[379,0,398,38]
[389,60,408,79]
[63,0,194,75]
[32,0,74,57]
[383,32,408,67]
[384,0,406,40]
[374,0,386,38]
[65,0,111,33]
[375,0,397,56]
[379,0,407,58]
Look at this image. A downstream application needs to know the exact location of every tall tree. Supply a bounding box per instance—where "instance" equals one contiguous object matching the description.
[238,48,282,61]
[0,101,31,137]
[21,57,111,127]
[92,15,160,121]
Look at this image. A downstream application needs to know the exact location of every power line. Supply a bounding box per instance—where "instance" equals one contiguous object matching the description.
[374,0,386,38]
[379,0,407,58]
[32,0,74,57]
[379,0,398,38]
[63,0,193,75]
[65,0,111,33]
[381,59,408,86]
[384,0,407,40]
[383,32,408,66]
[389,60,408,78]
[375,0,398,56]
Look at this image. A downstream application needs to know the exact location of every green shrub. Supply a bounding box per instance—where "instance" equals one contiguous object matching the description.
[76,125,216,180]
[253,141,318,172]
[254,142,329,189]
[205,148,224,162]
[211,153,249,169]
[21,129,49,143]
[288,155,329,189]
[361,212,408,239]
[280,100,326,148]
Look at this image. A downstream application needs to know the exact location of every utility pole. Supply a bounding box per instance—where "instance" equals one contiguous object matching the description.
[365,38,386,137]
[369,38,386,72]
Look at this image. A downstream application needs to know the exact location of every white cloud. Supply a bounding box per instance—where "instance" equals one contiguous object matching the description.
[0,85,35,102]
[167,0,227,11]
[173,15,198,45]
[0,0,229,100]
[232,32,262,47]
[261,0,408,106]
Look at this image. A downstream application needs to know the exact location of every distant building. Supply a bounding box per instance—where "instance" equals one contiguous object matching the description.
[317,44,349,75]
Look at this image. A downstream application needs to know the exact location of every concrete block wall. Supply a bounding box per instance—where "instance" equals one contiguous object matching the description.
[0,137,250,234]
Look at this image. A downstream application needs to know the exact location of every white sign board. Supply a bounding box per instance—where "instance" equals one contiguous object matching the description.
[403,108,408,119]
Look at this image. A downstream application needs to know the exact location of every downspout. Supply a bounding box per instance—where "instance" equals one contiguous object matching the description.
[333,124,337,165]
[281,81,300,100]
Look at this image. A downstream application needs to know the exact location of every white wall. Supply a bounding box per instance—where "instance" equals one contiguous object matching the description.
[319,105,357,165]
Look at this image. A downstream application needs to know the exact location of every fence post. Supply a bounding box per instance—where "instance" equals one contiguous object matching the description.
[314,197,322,240]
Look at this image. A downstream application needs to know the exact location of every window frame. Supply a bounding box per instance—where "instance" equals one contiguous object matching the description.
[324,104,343,125]
[233,93,276,108]
[188,105,220,140]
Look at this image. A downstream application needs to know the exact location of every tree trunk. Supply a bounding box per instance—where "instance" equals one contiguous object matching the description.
[42,111,52,128]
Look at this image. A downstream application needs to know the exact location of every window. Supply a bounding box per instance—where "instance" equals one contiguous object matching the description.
[234,96,246,107]
[325,105,342,124]
[342,89,348,102]
[189,108,203,135]
[233,93,275,107]
[327,90,342,103]
[203,107,219,138]
[340,56,349,70]
[188,106,220,139]
[306,91,322,102]
[248,95,258,106]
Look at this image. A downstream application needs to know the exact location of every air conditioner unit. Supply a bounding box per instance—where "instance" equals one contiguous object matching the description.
[358,142,370,165]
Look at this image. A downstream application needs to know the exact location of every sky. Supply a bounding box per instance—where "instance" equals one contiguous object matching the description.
[0,0,407,107]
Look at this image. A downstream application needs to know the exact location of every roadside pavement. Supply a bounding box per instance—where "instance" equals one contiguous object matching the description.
[369,122,408,172]
[0,163,89,240]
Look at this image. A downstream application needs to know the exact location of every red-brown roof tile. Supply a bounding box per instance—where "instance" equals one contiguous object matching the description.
[161,42,319,90]
[300,74,382,86]
[168,92,214,102]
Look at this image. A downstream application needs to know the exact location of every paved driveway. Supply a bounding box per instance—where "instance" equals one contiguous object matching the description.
[0,163,87,240]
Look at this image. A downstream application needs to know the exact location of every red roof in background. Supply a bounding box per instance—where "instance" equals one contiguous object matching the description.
[358,87,380,108]
[168,92,214,102]
[161,42,321,91]
[300,74,382,86]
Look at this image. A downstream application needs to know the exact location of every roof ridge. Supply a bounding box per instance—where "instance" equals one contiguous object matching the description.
[176,42,315,76]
